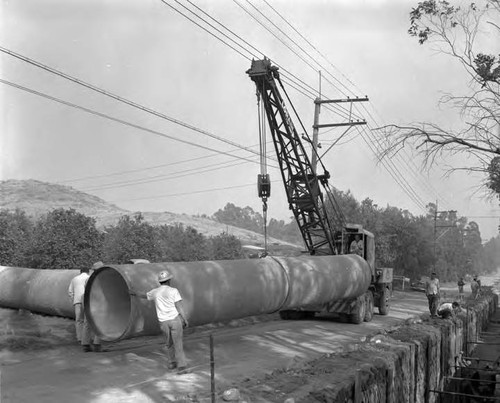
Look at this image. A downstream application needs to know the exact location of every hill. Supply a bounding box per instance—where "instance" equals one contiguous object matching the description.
[0,179,300,250]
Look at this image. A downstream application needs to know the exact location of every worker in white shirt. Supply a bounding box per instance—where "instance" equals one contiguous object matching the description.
[425,272,440,317]
[130,270,189,374]
[68,261,103,352]
[349,235,364,257]
[438,301,461,319]
[68,267,90,343]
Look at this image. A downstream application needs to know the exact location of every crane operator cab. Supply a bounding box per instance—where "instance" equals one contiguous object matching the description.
[340,224,375,274]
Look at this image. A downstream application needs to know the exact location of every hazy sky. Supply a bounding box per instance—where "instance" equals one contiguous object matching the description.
[1,0,499,239]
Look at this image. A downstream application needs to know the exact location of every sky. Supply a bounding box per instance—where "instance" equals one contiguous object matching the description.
[1,0,499,240]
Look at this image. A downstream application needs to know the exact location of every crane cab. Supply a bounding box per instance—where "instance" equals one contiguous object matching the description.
[337,224,375,275]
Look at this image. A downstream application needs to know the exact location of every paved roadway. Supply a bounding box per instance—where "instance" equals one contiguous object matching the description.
[0,289,435,403]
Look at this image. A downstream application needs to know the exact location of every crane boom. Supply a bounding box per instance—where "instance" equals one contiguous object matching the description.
[247,58,338,255]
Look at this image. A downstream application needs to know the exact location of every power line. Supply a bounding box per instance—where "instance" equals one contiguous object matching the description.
[253,1,449,211]
[160,0,255,61]
[110,179,282,203]
[60,142,269,184]
[224,1,427,210]
[160,0,358,123]
[355,126,427,211]
[0,46,262,159]
[0,78,276,170]
[233,0,362,121]
[260,0,358,97]
[81,156,265,192]
[239,0,359,105]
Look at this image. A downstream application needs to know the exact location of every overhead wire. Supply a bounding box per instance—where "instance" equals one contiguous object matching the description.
[1,1,449,209]
[0,46,264,160]
[110,179,282,203]
[161,0,255,61]
[59,142,270,184]
[0,78,279,172]
[81,156,265,192]
[259,0,451,209]
[235,1,427,211]
[233,0,364,121]
[239,0,356,103]
[261,0,358,97]
[164,0,358,123]
[152,0,430,211]
[254,0,446,212]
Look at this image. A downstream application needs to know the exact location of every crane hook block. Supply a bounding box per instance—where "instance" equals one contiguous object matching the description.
[258,174,271,199]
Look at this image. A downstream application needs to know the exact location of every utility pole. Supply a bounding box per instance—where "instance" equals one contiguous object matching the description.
[433,200,457,270]
[311,97,368,172]
[310,71,368,173]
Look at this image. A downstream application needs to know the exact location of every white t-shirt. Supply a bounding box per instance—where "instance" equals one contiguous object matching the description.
[68,272,90,305]
[438,303,453,313]
[147,285,182,322]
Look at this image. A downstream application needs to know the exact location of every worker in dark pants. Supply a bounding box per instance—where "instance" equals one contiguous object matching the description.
[438,301,461,319]
[457,277,465,298]
[130,270,189,374]
[69,261,103,352]
[81,261,104,352]
[425,272,440,317]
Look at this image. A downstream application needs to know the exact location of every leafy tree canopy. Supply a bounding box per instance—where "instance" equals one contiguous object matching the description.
[26,208,103,270]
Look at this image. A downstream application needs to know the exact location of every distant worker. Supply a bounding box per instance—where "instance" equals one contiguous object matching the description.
[438,301,461,319]
[130,270,189,374]
[349,235,364,257]
[457,277,465,300]
[471,276,481,299]
[425,272,440,317]
[68,261,104,352]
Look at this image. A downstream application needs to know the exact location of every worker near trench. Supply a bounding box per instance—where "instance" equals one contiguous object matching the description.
[425,272,441,317]
[437,301,461,319]
[130,270,189,374]
[68,261,103,352]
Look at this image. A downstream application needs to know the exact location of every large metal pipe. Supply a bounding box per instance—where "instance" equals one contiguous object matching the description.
[0,266,78,318]
[85,255,371,341]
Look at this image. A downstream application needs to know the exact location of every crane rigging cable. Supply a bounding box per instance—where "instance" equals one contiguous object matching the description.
[257,85,270,255]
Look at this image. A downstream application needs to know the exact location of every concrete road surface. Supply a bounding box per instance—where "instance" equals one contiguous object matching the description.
[0,290,440,402]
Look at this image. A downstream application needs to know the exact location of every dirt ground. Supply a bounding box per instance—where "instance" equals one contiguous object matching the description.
[0,279,496,403]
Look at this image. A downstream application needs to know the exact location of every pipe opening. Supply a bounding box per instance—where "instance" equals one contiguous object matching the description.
[87,267,131,341]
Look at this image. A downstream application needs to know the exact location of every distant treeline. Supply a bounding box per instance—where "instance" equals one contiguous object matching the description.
[2,191,500,282]
[211,189,500,282]
[0,209,244,270]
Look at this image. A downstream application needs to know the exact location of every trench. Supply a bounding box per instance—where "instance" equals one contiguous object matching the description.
[301,289,499,403]
[237,288,499,402]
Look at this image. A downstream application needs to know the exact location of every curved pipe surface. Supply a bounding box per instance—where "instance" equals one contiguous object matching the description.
[0,266,78,318]
[86,255,371,341]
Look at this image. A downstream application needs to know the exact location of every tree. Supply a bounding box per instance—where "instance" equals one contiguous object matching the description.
[207,232,244,260]
[380,0,500,196]
[155,224,209,262]
[0,209,33,266]
[26,208,103,270]
[212,203,264,234]
[102,213,158,264]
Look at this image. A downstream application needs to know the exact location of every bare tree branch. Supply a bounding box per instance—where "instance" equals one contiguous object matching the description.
[384,1,500,196]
